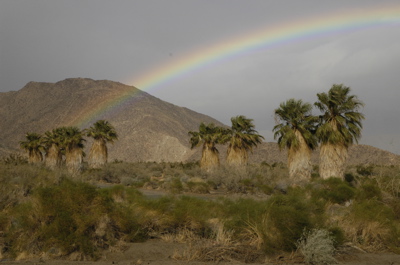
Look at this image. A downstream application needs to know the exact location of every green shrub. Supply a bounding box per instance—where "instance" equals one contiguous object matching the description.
[261,193,314,253]
[312,178,356,204]
[328,227,345,247]
[226,190,321,255]
[141,195,219,237]
[168,177,184,194]
[258,184,274,195]
[4,180,145,259]
[356,165,374,177]
[344,173,356,184]
[356,183,382,201]
[351,199,394,223]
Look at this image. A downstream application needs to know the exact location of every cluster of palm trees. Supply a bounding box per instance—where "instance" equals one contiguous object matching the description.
[189,84,364,182]
[273,84,364,182]
[188,115,264,171]
[20,84,363,182]
[19,120,118,173]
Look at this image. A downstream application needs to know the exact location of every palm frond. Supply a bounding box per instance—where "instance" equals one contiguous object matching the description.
[273,99,318,151]
[315,84,365,147]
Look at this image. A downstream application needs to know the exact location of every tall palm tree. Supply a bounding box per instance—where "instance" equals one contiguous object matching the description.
[226,115,264,166]
[273,99,318,182]
[188,122,227,171]
[86,120,118,168]
[314,84,364,179]
[61,126,86,174]
[19,132,44,164]
[43,128,64,169]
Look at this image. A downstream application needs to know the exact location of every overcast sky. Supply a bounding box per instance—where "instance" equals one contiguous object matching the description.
[1,1,400,154]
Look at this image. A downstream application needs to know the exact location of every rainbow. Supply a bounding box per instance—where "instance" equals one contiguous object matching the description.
[76,4,400,128]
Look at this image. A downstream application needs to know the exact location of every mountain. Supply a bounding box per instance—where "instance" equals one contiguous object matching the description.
[1,78,399,165]
[0,78,222,162]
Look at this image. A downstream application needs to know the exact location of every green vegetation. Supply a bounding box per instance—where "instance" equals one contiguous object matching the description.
[315,84,365,179]
[188,122,228,171]
[19,120,117,173]
[273,99,318,182]
[225,115,264,166]
[0,160,399,262]
[86,120,118,169]
[271,84,365,182]
[6,84,398,262]
[19,132,44,164]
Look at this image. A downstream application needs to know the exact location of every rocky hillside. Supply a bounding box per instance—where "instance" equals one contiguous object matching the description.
[1,78,399,165]
[0,78,221,162]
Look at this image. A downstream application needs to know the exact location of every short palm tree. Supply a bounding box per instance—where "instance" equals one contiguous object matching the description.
[19,132,44,164]
[273,99,318,182]
[226,115,264,166]
[315,84,364,179]
[61,126,86,174]
[43,128,64,169]
[188,122,227,171]
[86,120,118,168]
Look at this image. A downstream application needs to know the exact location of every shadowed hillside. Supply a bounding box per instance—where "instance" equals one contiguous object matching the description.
[1,78,399,165]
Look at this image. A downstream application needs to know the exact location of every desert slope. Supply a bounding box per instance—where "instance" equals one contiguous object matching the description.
[0,78,221,162]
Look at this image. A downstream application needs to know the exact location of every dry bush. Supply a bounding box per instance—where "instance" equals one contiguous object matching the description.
[374,171,400,198]
[159,228,200,243]
[243,212,273,249]
[0,164,62,211]
[172,239,263,263]
[297,228,337,265]
[82,161,290,195]
[204,163,286,194]
[208,218,234,245]
[1,153,28,165]
[171,218,263,263]
[335,200,396,252]
[339,219,390,252]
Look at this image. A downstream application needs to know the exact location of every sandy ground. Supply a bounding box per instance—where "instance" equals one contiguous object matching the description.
[1,239,399,265]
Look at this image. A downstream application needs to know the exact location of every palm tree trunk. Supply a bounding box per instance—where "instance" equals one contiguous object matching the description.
[200,143,220,172]
[66,146,84,174]
[29,150,43,164]
[319,143,348,179]
[88,139,107,168]
[288,131,312,182]
[45,144,62,169]
[226,146,248,166]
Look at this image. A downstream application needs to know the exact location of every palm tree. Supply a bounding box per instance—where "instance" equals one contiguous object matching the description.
[314,84,365,179]
[43,128,64,169]
[188,122,227,171]
[19,132,44,164]
[61,126,86,174]
[226,115,264,166]
[86,120,118,168]
[273,99,318,182]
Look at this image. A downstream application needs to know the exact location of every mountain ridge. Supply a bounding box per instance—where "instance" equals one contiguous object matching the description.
[1,78,399,165]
